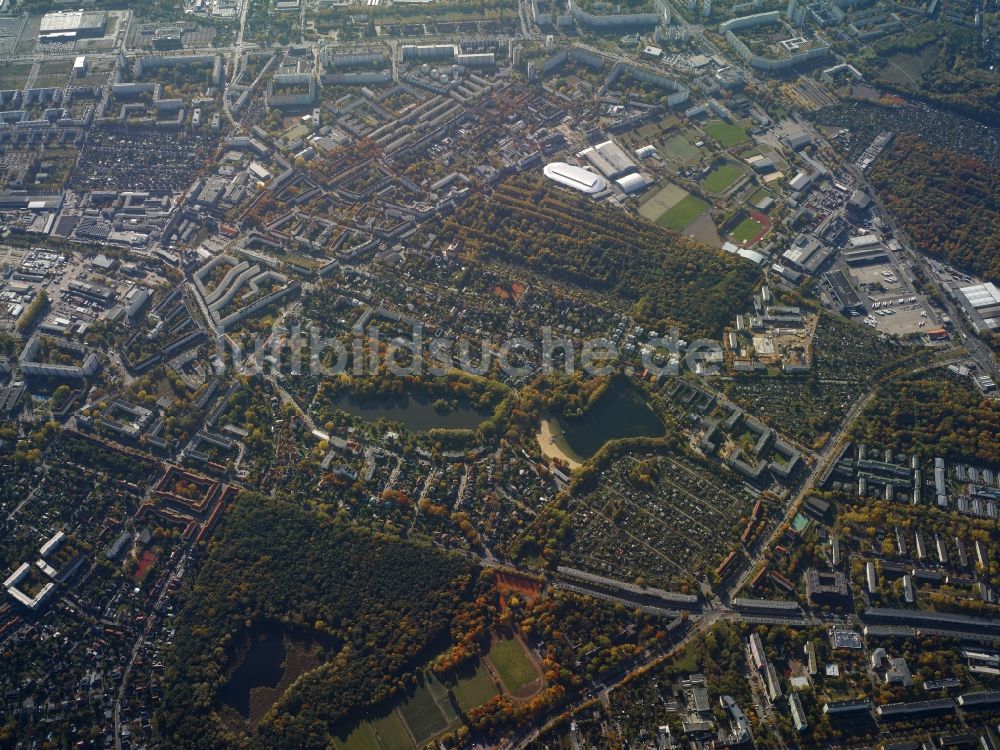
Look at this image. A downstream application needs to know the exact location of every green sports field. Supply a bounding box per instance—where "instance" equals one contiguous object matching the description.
[334,709,413,750]
[446,660,500,712]
[638,182,688,222]
[730,217,764,243]
[333,669,464,750]
[702,163,744,193]
[704,121,748,147]
[656,194,710,230]
[424,672,460,724]
[487,637,541,695]
[662,134,701,161]
[398,684,449,746]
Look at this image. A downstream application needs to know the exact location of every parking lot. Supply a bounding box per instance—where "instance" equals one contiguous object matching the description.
[861,298,936,336]
[841,259,938,336]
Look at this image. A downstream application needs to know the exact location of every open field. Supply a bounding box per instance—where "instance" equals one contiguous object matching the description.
[335,721,380,750]
[656,194,710,230]
[0,62,32,90]
[684,214,723,247]
[424,672,460,724]
[702,163,745,194]
[638,182,688,222]
[31,59,73,89]
[334,663,488,749]
[487,635,542,697]
[878,46,940,87]
[704,121,748,147]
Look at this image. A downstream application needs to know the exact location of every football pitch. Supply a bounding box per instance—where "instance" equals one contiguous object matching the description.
[487,636,542,696]
[662,134,701,161]
[638,182,688,222]
[701,163,744,193]
[446,660,500,712]
[397,676,456,746]
[334,710,413,750]
[656,194,710,230]
[730,217,764,243]
[704,121,749,147]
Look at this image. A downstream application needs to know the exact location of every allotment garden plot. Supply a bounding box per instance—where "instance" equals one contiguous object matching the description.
[563,451,756,589]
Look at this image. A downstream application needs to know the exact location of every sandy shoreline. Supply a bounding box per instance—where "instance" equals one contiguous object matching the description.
[536,418,583,470]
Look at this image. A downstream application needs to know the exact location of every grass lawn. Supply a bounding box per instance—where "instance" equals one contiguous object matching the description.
[748,186,773,206]
[702,163,744,194]
[398,683,449,746]
[730,217,764,244]
[374,712,414,750]
[335,721,379,750]
[37,60,72,76]
[447,660,500,712]
[656,194,710,230]
[669,643,700,673]
[488,636,541,695]
[878,45,939,86]
[0,63,32,91]
[704,121,748,147]
[637,122,659,138]
[662,134,700,160]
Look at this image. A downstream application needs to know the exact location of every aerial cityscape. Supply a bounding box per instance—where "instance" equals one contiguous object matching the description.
[0,0,998,746]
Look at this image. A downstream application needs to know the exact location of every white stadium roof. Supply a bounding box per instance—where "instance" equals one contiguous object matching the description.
[737,248,767,265]
[615,173,650,194]
[543,162,607,194]
[723,242,766,265]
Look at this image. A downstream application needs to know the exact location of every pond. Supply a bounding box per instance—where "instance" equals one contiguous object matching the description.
[539,384,665,467]
[218,623,286,718]
[330,392,493,432]
[218,623,337,725]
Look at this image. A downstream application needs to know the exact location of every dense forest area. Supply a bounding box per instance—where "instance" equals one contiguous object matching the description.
[850,373,1000,465]
[869,134,1000,282]
[311,366,510,415]
[521,590,676,685]
[860,21,1000,123]
[159,494,474,749]
[443,178,759,339]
